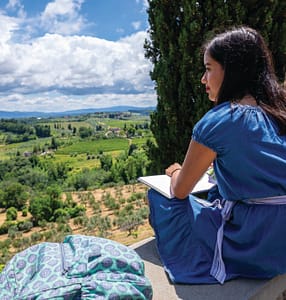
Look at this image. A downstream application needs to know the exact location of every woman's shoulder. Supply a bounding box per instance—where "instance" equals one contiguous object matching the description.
[198,101,264,127]
[192,101,268,151]
[194,102,233,131]
[203,101,232,120]
[192,102,233,151]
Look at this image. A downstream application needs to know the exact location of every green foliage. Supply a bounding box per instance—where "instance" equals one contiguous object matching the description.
[8,225,21,239]
[19,168,48,189]
[68,168,113,190]
[29,195,53,224]
[240,0,286,81]
[0,181,29,210]
[116,210,145,237]
[6,207,17,221]
[99,153,113,171]
[29,189,64,224]
[34,124,51,138]
[145,0,207,171]
[0,119,36,144]
[67,148,149,190]
[17,221,33,232]
[47,161,70,183]
[47,184,62,201]
[22,207,28,217]
[0,119,32,134]
[78,126,93,138]
[0,112,154,268]
[145,0,286,172]
[95,216,112,238]
[50,137,59,150]
[0,155,48,192]
[56,138,129,155]
[111,149,150,184]
[54,208,70,223]
[66,205,86,218]
[0,221,17,235]
[102,193,120,210]
[30,232,43,243]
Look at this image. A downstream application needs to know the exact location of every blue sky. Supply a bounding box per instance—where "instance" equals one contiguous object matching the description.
[0,0,155,112]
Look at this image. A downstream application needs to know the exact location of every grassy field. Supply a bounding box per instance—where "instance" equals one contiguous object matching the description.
[52,138,150,173]
[100,118,149,128]
[0,112,151,159]
[0,137,52,160]
[56,138,130,155]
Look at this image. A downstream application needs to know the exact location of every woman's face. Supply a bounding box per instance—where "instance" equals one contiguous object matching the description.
[201,52,224,101]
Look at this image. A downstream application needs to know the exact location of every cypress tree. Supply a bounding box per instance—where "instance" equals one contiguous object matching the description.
[145,0,285,173]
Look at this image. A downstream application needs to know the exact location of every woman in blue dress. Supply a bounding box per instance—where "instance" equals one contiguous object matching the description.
[147,26,286,284]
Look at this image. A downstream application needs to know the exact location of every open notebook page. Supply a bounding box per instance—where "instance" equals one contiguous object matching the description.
[138,172,216,199]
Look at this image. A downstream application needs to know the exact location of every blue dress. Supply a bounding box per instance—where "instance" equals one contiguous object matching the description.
[148,102,286,284]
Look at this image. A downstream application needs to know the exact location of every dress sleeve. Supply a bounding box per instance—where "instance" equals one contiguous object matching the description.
[192,103,233,154]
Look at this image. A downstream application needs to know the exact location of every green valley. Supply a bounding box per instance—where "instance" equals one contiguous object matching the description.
[0,109,155,271]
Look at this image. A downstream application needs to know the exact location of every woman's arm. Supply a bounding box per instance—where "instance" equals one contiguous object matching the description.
[166,140,217,199]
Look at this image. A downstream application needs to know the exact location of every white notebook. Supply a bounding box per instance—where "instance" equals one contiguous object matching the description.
[138,172,216,199]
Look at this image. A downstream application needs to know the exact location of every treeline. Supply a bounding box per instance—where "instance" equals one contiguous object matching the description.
[0,118,150,142]
[0,119,51,143]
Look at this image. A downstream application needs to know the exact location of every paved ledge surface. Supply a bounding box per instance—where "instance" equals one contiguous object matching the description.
[131,237,286,300]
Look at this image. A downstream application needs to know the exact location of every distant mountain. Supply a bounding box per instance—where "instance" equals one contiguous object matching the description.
[0,106,156,119]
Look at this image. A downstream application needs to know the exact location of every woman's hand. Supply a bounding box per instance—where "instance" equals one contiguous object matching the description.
[165,163,182,177]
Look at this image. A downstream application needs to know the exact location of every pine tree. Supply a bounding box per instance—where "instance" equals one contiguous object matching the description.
[240,0,286,81]
[145,0,285,173]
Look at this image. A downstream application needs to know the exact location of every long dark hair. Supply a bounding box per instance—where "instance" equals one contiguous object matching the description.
[204,26,286,135]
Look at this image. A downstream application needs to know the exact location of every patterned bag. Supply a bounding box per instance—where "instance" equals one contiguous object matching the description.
[0,235,153,299]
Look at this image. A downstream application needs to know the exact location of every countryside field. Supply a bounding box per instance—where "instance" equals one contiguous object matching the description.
[0,110,155,269]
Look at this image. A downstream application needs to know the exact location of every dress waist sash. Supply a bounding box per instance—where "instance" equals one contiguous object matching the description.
[209,195,286,284]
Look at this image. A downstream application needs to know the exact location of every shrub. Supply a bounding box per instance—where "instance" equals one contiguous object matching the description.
[6,207,17,221]
[54,208,70,220]
[0,221,17,234]
[22,207,28,217]
[8,225,19,239]
[67,205,86,218]
[17,221,33,232]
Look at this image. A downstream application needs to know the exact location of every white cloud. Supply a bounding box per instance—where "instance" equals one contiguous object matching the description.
[132,21,141,30]
[0,13,19,44]
[42,0,84,19]
[6,0,19,9]
[6,0,26,18]
[136,0,149,11]
[0,30,155,111]
[0,92,156,112]
[142,0,149,9]
[0,0,156,112]
[17,32,150,91]
[40,0,85,35]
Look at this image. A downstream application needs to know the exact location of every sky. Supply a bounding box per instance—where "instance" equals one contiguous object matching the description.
[0,0,156,112]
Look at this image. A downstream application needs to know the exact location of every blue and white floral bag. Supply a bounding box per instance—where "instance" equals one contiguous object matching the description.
[0,235,153,299]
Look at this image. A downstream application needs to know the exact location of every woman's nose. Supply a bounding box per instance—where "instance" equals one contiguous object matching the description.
[201,72,206,84]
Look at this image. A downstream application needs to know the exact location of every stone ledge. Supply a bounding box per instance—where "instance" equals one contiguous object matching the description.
[131,237,286,300]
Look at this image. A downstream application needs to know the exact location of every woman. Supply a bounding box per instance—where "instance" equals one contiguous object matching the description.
[148,27,286,284]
